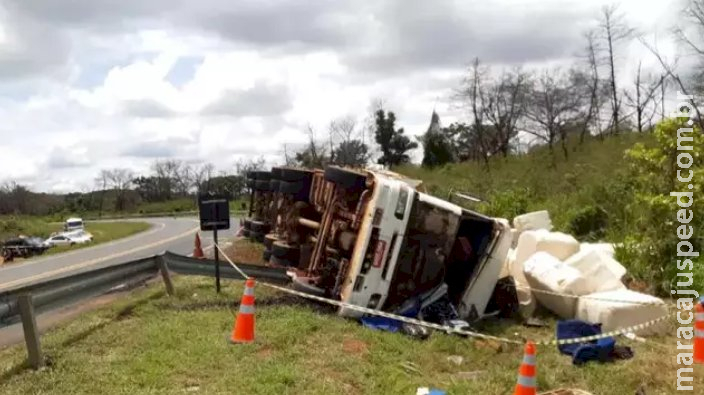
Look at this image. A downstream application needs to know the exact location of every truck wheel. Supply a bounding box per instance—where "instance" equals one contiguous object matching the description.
[264,233,278,249]
[324,166,367,191]
[250,220,270,234]
[278,180,307,194]
[270,167,283,180]
[248,170,271,181]
[270,254,298,267]
[254,180,270,191]
[279,168,313,182]
[269,179,280,192]
[271,241,300,261]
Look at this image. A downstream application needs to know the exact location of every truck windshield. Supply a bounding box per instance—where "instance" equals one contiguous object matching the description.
[383,197,460,309]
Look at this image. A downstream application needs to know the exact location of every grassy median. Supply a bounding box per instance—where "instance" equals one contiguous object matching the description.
[0,275,700,394]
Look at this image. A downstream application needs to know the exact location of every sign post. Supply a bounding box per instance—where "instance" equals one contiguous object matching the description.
[198,193,230,293]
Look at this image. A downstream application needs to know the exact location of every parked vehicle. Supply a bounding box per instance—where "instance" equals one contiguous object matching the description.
[64,217,84,232]
[244,166,512,322]
[1,236,50,259]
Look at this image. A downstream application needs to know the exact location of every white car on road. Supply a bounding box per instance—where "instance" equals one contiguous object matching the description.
[45,231,93,247]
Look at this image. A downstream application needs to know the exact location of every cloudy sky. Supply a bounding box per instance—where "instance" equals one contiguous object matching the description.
[0,0,683,193]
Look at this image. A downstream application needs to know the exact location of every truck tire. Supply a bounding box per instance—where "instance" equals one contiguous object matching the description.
[250,220,270,234]
[279,168,313,182]
[270,167,283,180]
[270,254,297,267]
[269,179,280,192]
[324,166,367,190]
[278,180,306,194]
[264,233,278,249]
[249,170,271,181]
[254,180,270,191]
[271,241,300,261]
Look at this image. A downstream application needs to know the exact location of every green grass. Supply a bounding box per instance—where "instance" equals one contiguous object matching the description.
[0,219,151,261]
[396,133,653,235]
[0,276,699,394]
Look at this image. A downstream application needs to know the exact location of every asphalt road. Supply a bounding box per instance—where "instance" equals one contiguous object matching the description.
[0,217,238,293]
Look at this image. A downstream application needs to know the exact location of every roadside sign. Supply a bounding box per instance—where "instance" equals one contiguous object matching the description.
[198,194,230,231]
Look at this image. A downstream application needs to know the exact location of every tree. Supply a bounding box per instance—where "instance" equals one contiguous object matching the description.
[456,58,529,162]
[334,140,369,167]
[576,30,608,142]
[374,109,417,167]
[294,125,330,168]
[623,62,664,133]
[596,4,634,134]
[328,115,370,167]
[107,168,135,211]
[523,67,587,158]
[419,111,454,167]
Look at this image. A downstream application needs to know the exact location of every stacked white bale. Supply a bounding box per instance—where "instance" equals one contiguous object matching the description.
[564,249,627,291]
[523,252,592,318]
[513,211,553,232]
[575,289,668,336]
[511,230,580,317]
[579,242,617,259]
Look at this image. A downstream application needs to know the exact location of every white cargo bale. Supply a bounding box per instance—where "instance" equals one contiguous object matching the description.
[565,249,627,290]
[580,242,616,259]
[576,290,668,336]
[499,248,516,279]
[514,230,581,268]
[510,228,520,248]
[508,251,536,318]
[523,252,591,318]
[513,210,553,232]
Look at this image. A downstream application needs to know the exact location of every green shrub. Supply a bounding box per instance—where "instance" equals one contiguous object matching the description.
[479,187,532,219]
[618,118,704,295]
[567,205,609,241]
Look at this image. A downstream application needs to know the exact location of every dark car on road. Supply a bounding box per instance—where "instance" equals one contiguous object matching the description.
[1,236,50,261]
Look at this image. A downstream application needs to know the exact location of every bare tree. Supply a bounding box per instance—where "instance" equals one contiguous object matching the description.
[640,37,704,130]
[577,30,608,142]
[107,168,134,211]
[483,68,531,157]
[192,162,215,192]
[524,67,586,158]
[623,61,665,132]
[597,4,635,134]
[94,169,111,217]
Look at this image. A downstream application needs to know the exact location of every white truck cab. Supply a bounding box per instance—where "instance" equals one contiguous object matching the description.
[335,170,512,321]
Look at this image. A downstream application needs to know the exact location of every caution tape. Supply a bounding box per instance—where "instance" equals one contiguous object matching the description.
[512,284,673,308]
[214,244,672,347]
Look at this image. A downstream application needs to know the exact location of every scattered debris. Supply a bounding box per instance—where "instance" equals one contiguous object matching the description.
[446,355,463,365]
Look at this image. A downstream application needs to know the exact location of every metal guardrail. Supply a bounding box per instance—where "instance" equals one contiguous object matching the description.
[0,251,289,328]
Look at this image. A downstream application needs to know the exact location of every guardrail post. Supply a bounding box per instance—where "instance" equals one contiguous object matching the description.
[156,255,175,296]
[17,294,44,369]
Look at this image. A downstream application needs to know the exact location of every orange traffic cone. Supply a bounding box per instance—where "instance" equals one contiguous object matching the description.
[193,233,204,258]
[229,278,256,344]
[695,303,704,364]
[514,341,537,395]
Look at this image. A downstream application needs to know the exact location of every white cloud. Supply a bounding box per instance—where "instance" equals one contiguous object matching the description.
[0,0,685,193]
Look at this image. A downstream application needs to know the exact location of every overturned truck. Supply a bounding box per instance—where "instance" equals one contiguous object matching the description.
[242,166,512,322]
